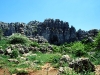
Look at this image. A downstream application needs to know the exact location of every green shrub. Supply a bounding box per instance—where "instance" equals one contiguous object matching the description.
[71,41,87,57]
[74,49,87,57]
[8,33,31,44]
[30,42,39,47]
[62,42,73,47]
[27,55,36,61]
[49,54,61,63]
[94,31,100,50]
[90,50,100,65]
[35,53,56,64]
[52,45,61,52]
[0,39,8,49]
[11,49,19,58]
[49,54,61,68]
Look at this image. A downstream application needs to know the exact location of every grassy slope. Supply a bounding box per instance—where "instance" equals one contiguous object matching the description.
[0,33,100,75]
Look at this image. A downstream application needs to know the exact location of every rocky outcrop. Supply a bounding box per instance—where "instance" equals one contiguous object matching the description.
[69,58,95,73]
[0,19,99,45]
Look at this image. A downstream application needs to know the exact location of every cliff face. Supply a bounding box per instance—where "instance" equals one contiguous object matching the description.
[37,19,77,44]
[0,19,99,45]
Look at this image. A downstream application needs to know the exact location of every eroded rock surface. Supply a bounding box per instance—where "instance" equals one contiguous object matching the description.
[69,58,95,73]
[0,19,99,45]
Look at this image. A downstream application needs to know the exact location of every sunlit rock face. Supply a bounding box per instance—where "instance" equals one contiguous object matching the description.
[0,19,99,45]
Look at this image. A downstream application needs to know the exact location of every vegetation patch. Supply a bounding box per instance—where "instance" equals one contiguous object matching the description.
[8,33,31,44]
[0,31,100,75]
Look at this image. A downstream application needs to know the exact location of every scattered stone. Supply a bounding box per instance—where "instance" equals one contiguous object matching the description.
[20,57,27,61]
[5,48,12,55]
[31,54,37,57]
[23,53,30,57]
[24,47,29,53]
[48,45,53,50]
[60,54,71,63]
[33,60,40,63]
[8,59,19,63]
[15,68,28,75]
[28,47,34,51]
[19,48,24,54]
[59,67,64,73]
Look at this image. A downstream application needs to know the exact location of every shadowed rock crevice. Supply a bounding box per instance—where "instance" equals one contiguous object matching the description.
[49,34,58,44]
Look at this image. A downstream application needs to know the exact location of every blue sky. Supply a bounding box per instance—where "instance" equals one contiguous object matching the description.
[0,0,100,31]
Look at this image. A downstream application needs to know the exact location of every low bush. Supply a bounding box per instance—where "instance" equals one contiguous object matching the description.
[8,33,31,44]
[27,55,36,61]
[74,49,87,57]
[11,49,19,58]
[52,45,61,52]
[30,42,39,47]
[71,41,87,57]
[94,31,100,50]
[49,54,61,68]
[0,39,8,49]
[49,54,61,63]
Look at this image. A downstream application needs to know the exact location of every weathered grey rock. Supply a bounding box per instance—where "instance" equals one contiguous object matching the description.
[59,67,64,73]
[0,19,99,45]
[23,47,29,53]
[87,37,94,42]
[39,46,47,53]
[19,48,24,54]
[5,48,12,55]
[88,29,98,37]
[48,45,53,50]
[8,59,19,63]
[60,54,71,63]
[20,57,27,61]
[34,35,48,43]
[83,37,95,44]
[28,47,35,51]
[77,29,87,40]
[69,58,95,73]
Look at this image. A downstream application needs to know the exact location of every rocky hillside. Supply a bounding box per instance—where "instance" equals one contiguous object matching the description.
[0,19,99,44]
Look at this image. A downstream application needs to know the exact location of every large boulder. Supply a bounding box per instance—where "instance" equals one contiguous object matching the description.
[69,58,95,73]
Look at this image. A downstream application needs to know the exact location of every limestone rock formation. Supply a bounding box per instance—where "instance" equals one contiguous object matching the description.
[0,19,99,45]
